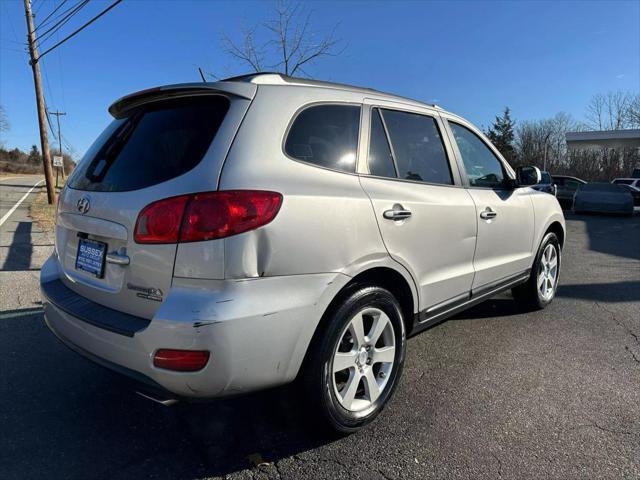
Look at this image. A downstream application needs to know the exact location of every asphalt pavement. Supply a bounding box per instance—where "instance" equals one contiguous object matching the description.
[0,177,638,480]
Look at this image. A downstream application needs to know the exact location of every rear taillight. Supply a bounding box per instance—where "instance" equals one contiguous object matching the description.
[134,190,282,244]
[134,195,190,244]
[153,349,210,372]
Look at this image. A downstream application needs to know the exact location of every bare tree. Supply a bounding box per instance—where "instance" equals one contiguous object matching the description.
[585,91,637,130]
[221,0,343,77]
[0,105,9,133]
[628,93,640,128]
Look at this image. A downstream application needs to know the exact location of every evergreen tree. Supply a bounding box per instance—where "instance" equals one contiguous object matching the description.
[486,107,516,162]
[27,145,41,164]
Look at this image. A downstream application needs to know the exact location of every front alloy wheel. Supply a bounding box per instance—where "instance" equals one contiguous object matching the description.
[512,231,561,310]
[537,243,558,301]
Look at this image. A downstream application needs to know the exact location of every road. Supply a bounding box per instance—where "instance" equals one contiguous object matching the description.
[0,178,638,480]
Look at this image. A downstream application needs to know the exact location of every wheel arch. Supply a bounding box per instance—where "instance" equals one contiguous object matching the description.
[546,220,565,248]
[296,265,417,380]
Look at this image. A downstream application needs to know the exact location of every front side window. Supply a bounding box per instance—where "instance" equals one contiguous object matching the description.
[378,109,452,185]
[285,104,360,173]
[449,122,506,188]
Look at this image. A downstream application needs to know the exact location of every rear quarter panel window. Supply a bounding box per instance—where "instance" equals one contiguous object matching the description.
[284,104,361,173]
[68,95,230,192]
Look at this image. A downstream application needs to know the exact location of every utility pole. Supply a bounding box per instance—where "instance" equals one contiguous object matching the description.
[48,110,67,181]
[23,0,57,205]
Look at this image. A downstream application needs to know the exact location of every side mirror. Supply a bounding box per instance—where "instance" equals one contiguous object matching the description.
[516,166,542,187]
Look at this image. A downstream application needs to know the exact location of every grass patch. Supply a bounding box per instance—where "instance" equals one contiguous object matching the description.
[29,187,62,231]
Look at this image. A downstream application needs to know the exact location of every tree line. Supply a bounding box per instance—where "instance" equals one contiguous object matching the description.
[485,91,640,182]
[0,145,74,175]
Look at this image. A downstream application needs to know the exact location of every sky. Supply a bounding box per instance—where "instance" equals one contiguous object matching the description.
[1,0,639,159]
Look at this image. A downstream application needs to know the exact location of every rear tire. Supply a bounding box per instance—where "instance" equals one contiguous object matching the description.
[512,232,561,311]
[302,286,406,433]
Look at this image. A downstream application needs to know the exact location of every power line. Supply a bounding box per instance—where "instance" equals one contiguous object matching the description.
[35,0,89,45]
[34,0,68,31]
[38,0,122,60]
[1,1,22,45]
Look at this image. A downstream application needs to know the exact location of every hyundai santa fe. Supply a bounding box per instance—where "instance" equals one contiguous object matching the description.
[41,73,565,432]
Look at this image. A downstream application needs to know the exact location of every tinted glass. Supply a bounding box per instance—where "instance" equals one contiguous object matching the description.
[582,183,626,192]
[565,179,581,189]
[368,109,396,178]
[69,96,230,192]
[541,172,552,184]
[285,105,360,173]
[449,122,506,188]
[613,179,633,185]
[380,109,452,184]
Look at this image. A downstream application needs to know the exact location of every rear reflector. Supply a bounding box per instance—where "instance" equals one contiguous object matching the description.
[134,190,282,244]
[153,349,210,372]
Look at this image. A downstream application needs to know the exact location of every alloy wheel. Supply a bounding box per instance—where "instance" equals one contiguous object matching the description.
[538,243,558,301]
[331,307,396,412]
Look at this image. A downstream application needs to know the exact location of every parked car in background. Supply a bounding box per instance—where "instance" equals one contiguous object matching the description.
[612,178,640,189]
[552,175,586,208]
[573,183,634,215]
[40,73,566,433]
[620,184,640,206]
[532,171,556,195]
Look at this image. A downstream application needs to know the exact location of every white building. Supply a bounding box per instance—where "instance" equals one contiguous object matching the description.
[565,129,640,151]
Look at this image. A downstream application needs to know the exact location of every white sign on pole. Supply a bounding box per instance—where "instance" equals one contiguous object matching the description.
[53,156,63,167]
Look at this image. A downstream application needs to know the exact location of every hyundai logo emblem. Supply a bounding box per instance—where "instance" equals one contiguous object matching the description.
[77,196,91,214]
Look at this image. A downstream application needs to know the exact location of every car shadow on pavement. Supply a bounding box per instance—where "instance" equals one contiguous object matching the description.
[0,309,337,480]
[571,212,640,261]
[556,281,640,303]
[1,221,35,271]
[451,296,525,320]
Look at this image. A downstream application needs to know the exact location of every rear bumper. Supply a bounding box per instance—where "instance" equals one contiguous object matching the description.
[41,255,349,398]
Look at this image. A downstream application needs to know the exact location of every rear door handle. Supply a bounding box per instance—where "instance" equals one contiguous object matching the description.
[479,207,497,220]
[383,204,412,221]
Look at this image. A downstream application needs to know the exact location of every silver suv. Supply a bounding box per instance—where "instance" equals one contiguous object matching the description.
[41,73,565,432]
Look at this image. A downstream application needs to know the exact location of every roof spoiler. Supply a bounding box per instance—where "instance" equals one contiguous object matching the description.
[108,81,257,118]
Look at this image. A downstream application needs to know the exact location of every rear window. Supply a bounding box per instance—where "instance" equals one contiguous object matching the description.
[612,179,633,185]
[285,104,360,173]
[581,183,626,192]
[68,95,230,192]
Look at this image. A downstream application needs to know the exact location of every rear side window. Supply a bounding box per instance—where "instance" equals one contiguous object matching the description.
[368,109,396,178]
[379,109,452,185]
[69,96,230,192]
[285,104,360,173]
[613,179,633,185]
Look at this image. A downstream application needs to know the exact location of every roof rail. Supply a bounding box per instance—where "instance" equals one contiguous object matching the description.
[220,72,439,109]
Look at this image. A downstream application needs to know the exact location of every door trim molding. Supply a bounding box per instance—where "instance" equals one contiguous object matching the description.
[411,269,530,335]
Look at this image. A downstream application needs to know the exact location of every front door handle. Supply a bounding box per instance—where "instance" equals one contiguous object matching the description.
[383,204,412,221]
[480,207,497,220]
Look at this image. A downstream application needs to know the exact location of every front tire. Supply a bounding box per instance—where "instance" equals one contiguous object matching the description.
[512,232,561,310]
[303,286,406,433]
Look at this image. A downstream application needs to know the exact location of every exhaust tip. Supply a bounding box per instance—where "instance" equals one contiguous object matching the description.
[136,390,178,406]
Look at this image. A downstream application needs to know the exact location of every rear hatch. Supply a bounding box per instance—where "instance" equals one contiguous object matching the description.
[55,85,254,319]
